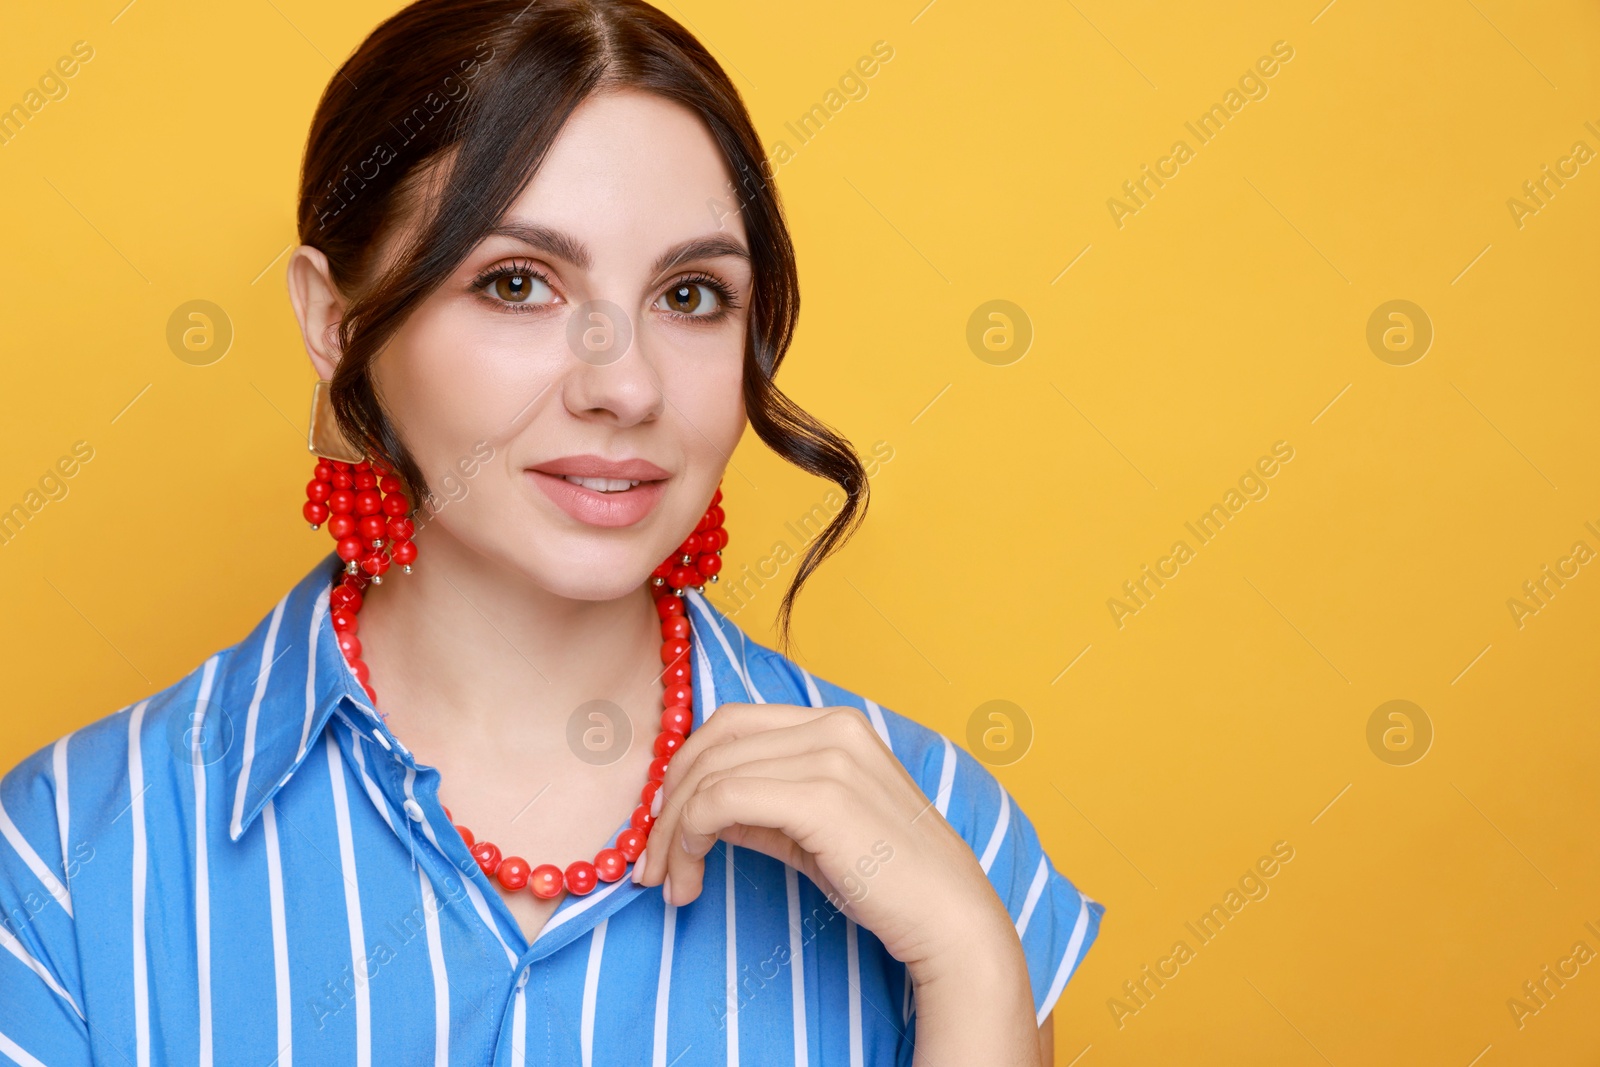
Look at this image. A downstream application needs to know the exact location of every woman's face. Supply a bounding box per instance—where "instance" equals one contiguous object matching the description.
[360,89,750,600]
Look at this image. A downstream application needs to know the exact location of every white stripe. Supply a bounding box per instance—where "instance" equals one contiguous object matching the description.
[262,800,292,1067]
[901,967,912,1024]
[580,917,608,1067]
[1037,892,1093,1025]
[326,731,371,1067]
[977,789,1011,875]
[350,735,395,833]
[537,876,628,940]
[862,700,893,754]
[510,981,527,1067]
[0,798,72,918]
[1014,856,1049,938]
[933,737,956,818]
[401,772,516,964]
[0,923,82,1018]
[687,591,757,704]
[129,700,151,1067]
[0,1029,48,1067]
[651,901,678,1067]
[192,656,219,1067]
[724,842,738,1066]
[50,735,70,881]
[418,868,450,1067]
[298,592,331,761]
[232,595,287,839]
[845,920,864,1067]
[785,866,808,1064]
[798,666,824,709]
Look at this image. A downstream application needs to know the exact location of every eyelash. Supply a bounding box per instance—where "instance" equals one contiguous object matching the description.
[470,260,740,322]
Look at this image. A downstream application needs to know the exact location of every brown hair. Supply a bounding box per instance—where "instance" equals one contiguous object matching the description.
[295,0,866,651]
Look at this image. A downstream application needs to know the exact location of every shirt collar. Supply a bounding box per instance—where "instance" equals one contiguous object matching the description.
[218,554,761,844]
[220,552,369,842]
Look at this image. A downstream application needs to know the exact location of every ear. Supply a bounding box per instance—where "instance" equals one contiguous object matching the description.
[286,245,347,381]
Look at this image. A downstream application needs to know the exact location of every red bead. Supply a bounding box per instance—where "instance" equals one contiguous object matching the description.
[711,487,722,506]
[358,514,386,541]
[664,683,691,707]
[443,806,452,821]
[361,683,378,704]
[641,779,662,810]
[565,861,599,895]
[456,824,474,847]
[392,540,417,565]
[660,638,689,665]
[379,475,401,494]
[371,462,390,478]
[629,805,655,831]
[679,533,702,555]
[653,730,686,758]
[303,501,330,525]
[661,706,692,734]
[306,479,332,503]
[355,460,372,472]
[360,551,391,577]
[708,505,724,527]
[381,493,409,517]
[314,462,335,482]
[350,658,370,685]
[710,527,729,551]
[496,856,531,891]
[330,471,354,490]
[615,827,647,862]
[667,566,696,590]
[471,841,501,877]
[328,489,357,515]
[655,594,684,619]
[696,553,721,578]
[695,510,712,533]
[336,537,364,562]
[651,560,674,580]
[528,864,564,899]
[662,659,691,686]
[387,517,414,541]
[661,615,690,641]
[337,633,361,659]
[331,610,358,634]
[594,848,627,883]
[355,490,383,515]
[331,585,363,612]
[648,756,671,782]
[328,513,357,539]
[354,471,378,491]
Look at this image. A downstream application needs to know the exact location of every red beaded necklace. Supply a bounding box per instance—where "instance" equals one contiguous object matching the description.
[304,458,728,900]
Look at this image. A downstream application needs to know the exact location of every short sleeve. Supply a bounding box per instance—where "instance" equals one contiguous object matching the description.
[0,747,92,1067]
[940,741,1105,1024]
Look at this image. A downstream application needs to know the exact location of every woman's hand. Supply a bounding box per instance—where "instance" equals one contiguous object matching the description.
[634,702,1042,1064]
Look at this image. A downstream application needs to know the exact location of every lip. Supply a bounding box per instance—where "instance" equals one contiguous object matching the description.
[529,454,670,480]
[525,454,670,528]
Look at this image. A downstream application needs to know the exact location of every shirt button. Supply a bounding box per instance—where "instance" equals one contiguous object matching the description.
[403,799,425,822]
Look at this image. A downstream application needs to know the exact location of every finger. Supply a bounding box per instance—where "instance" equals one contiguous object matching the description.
[644,711,867,886]
[662,775,836,906]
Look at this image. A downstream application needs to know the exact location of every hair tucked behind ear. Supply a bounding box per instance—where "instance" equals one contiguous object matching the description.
[295,0,867,654]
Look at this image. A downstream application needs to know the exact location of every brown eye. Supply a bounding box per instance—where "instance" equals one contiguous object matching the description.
[492,272,551,303]
[657,281,720,317]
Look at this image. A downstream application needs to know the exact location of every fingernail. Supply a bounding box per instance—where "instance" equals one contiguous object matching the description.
[650,788,662,818]
[662,873,673,906]
[632,848,648,884]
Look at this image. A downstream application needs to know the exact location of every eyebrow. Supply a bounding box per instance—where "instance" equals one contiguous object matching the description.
[484,223,750,276]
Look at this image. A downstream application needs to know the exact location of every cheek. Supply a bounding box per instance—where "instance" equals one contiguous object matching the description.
[661,332,746,459]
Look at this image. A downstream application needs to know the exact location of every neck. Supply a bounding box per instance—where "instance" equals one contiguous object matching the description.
[352,528,665,750]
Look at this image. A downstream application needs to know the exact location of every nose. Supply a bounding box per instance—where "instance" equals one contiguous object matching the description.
[559,300,665,428]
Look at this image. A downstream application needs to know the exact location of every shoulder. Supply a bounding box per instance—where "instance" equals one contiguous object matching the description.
[686,591,1106,1022]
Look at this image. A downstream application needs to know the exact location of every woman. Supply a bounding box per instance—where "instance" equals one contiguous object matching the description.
[0,1,1102,1063]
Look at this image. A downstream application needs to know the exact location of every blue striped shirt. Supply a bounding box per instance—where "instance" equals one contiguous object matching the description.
[0,554,1103,1065]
